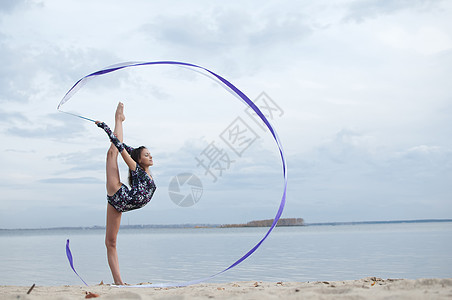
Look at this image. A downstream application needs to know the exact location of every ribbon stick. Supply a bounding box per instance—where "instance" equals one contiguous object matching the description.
[58,110,96,123]
[61,61,287,287]
[66,239,89,286]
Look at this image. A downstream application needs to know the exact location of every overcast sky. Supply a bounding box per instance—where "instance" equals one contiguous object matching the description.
[0,0,451,229]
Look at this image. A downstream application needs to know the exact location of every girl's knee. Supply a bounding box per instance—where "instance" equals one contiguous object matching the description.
[107,145,118,157]
[107,184,122,197]
[105,236,117,249]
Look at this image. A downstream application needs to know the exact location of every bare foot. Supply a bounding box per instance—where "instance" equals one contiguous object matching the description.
[115,102,125,122]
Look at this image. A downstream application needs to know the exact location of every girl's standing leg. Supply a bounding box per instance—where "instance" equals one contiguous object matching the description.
[105,204,123,285]
[105,102,126,285]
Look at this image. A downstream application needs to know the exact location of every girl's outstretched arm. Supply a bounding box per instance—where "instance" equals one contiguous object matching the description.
[96,121,137,170]
[123,143,134,155]
[119,148,137,171]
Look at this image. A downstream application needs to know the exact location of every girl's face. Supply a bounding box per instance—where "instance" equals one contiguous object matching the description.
[139,148,153,167]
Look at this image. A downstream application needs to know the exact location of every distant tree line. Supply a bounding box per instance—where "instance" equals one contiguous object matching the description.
[221,218,304,228]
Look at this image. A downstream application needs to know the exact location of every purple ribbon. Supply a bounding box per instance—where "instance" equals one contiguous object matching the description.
[59,61,287,287]
[66,239,88,286]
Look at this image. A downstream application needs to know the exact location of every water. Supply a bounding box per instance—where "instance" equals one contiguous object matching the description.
[0,222,451,286]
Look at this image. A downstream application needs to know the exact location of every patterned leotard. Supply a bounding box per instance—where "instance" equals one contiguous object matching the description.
[98,122,156,212]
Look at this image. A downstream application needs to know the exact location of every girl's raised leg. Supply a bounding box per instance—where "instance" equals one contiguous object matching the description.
[106,102,125,196]
[105,102,126,285]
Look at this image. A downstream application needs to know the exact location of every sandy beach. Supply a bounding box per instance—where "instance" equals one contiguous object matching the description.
[1,277,451,299]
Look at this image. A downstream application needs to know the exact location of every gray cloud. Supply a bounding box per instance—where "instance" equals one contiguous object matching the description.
[47,147,105,173]
[0,109,28,123]
[5,112,87,139]
[38,47,122,91]
[387,145,452,180]
[156,127,452,223]
[248,12,312,46]
[141,8,312,72]
[0,40,120,103]
[315,129,377,164]
[0,0,30,14]
[6,125,71,138]
[344,0,443,23]
[142,10,251,52]
[305,129,452,180]
[38,176,102,184]
[289,128,452,220]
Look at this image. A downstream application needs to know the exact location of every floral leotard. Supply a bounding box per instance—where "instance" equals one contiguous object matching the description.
[97,122,156,212]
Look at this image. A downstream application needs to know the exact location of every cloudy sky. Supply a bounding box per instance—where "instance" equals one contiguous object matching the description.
[0,0,451,229]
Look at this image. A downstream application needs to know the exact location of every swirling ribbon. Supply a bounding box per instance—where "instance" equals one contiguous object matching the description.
[66,239,88,286]
[60,61,287,288]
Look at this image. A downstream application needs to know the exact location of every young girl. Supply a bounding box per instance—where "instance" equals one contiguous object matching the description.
[96,102,156,285]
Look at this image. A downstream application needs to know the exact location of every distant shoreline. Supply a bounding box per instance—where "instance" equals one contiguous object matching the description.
[1,218,451,231]
[306,218,452,226]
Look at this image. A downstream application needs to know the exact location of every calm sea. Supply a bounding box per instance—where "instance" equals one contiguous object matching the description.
[0,221,451,286]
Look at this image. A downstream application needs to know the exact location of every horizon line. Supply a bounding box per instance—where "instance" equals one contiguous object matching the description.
[1,218,451,231]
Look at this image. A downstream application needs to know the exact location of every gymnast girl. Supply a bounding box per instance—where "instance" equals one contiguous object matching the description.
[95,102,156,285]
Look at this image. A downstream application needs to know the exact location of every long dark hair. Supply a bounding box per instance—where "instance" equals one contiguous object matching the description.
[128,146,147,186]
